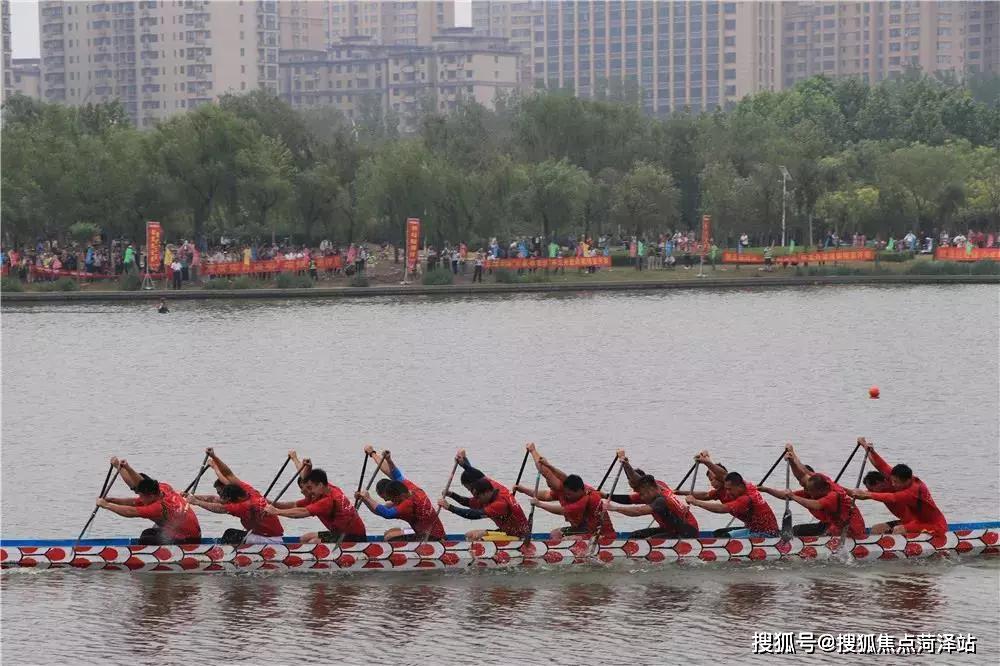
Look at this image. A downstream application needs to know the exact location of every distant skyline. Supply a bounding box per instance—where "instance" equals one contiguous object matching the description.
[9,0,473,58]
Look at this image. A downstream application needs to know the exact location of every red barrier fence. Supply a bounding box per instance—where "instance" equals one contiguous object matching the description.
[487,256,611,269]
[722,249,876,264]
[934,246,1000,262]
[29,265,164,280]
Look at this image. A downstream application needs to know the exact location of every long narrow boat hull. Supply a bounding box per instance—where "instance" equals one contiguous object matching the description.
[3,523,997,574]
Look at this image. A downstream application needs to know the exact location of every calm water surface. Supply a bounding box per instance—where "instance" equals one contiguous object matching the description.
[2,286,998,664]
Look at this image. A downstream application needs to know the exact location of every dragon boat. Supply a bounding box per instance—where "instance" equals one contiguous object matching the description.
[2,522,998,574]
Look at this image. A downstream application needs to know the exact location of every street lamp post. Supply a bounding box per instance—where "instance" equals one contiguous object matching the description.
[779,165,792,248]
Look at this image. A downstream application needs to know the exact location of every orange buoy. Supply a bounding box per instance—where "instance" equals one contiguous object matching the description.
[869,386,880,399]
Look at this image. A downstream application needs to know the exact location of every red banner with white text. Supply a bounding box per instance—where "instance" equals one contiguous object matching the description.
[722,249,876,264]
[201,255,344,277]
[146,221,162,271]
[934,246,1000,262]
[488,256,611,269]
[406,218,421,272]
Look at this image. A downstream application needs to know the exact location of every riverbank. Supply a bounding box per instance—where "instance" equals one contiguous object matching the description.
[3,273,997,303]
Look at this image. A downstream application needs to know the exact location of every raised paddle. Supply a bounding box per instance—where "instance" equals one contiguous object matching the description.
[595,455,618,492]
[833,442,861,484]
[183,452,212,495]
[511,449,531,497]
[523,469,544,545]
[780,459,793,540]
[415,458,461,549]
[721,448,787,532]
[589,459,624,556]
[675,460,699,491]
[353,450,385,510]
[76,464,120,547]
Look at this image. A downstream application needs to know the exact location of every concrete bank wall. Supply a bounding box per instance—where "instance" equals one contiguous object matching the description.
[2,274,997,304]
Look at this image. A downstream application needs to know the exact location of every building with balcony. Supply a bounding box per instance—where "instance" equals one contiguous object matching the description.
[280,29,519,133]
[10,57,42,99]
[38,0,279,128]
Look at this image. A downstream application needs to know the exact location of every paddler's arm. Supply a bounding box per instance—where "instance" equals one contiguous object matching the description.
[447,491,472,506]
[608,493,636,504]
[265,504,311,518]
[438,498,485,520]
[616,449,641,488]
[454,449,475,472]
[271,500,300,509]
[694,452,726,481]
[527,442,563,490]
[206,448,240,485]
[606,503,652,517]
[529,499,565,515]
[112,457,142,490]
[96,498,142,518]
[759,486,791,499]
[783,444,809,485]
[187,497,230,514]
[364,445,395,478]
[787,493,824,511]
[675,489,714,500]
[513,485,553,501]
[858,438,893,476]
[355,490,400,518]
[684,497,731,514]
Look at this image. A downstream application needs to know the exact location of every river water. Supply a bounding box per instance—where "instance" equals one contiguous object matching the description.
[1,285,998,664]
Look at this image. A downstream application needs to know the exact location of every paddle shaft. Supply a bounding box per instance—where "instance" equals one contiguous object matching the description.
[780,459,793,539]
[833,443,861,484]
[524,469,544,542]
[184,453,212,494]
[675,461,699,490]
[723,449,787,530]
[262,456,292,498]
[511,450,530,497]
[589,460,624,553]
[335,451,378,548]
[353,452,385,511]
[77,466,120,545]
[417,459,460,546]
[595,456,618,492]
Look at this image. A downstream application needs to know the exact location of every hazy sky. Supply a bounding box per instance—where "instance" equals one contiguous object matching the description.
[10,0,473,59]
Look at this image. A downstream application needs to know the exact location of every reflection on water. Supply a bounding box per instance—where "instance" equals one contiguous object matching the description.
[2,287,998,663]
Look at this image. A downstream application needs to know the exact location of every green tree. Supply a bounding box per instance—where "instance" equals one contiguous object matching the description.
[610,162,680,237]
[516,158,592,240]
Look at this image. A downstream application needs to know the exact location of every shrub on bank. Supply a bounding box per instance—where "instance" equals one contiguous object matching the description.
[969,260,1000,275]
[422,268,454,285]
[275,272,314,288]
[119,274,142,291]
[1,277,24,292]
[203,278,233,289]
[231,276,262,289]
[350,273,370,287]
[37,277,80,292]
[876,250,915,262]
[794,266,869,276]
[494,268,551,283]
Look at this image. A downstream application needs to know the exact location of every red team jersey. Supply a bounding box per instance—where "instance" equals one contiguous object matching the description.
[395,479,445,539]
[866,450,947,534]
[553,486,616,538]
[225,480,283,537]
[722,483,779,535]
[479,490,530,537]
[295,484,366,537]
[629,482,700,534]
[133,482,201,541]
[793,473,866,538]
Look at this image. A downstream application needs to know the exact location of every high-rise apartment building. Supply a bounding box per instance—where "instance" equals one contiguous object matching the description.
[279,29,518,132]
[38,0,279,128]
[780,1,981,87]
[11,58,42,99]
[474,0,999,115]
[473,0,781,114]
[279,1,457,56]
[2,0,12,103]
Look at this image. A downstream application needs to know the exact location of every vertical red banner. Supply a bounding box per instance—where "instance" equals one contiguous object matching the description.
[406,217,421,272]
[146,221,162,270]
[701,214,711,256]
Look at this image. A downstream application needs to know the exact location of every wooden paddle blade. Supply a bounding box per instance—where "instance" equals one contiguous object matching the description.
[780,508,793,540]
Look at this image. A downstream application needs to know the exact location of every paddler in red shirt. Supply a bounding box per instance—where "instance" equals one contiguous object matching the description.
[846,438,948,536]
[355,448,445,541]
[266,465,367,544]
[185,448,284,544]
[96,457,201,545]
[527,474,616,540]
[759,443,866,538]
[684,452,779,536]
[604,448,699,538]
[441,449,529,540]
